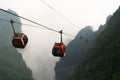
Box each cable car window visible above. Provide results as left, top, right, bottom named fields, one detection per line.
left=52, top=48, right=63, bottom=57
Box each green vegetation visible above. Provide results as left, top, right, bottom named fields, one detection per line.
left=0, top=9, right=33, bottom=80
left=69, top=7, right=120, bottom=80
left=0, top=46, right=33, bottom=80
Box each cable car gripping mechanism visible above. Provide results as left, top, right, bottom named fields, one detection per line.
left=59, top=30, right=63, bottom=43
left=10, top=19, right=16, bottom=35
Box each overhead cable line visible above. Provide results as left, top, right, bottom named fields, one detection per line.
left=0, top=8, right=58, bottom=33
left=40, top=0, right=80, bottom=29
left=0, top=8, right=75, bottom=37
left=0, top=18, right=44, bottom=29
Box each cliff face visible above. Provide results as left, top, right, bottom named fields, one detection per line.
left=54, top=26, right=94, bottom=80
left=54, top=9, right=113, bottom=80
left=54, top=25, right=108, bottom=80
left=69, top=7, right=120, bottom=80
left=0, top=9, right=33, bottom=80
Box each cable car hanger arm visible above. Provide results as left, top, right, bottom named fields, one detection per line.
left=10, top=19, right=16, bottom=35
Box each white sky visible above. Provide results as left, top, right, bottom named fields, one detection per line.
left=1, top=0, right=120, bottom=32
left=0, top=0, right=120, bottom=80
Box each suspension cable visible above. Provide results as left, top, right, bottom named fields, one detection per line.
left=0, top=8, right=75, bottom=37
left=40, top=0, right=80, bottom=29
left=0, top=8, right=59, bottom=33
left=0, top=18, right=44, bottom=29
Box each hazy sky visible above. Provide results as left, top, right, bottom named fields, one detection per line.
left=0, top=0, right=120, bottom=80
left=1, top=0, right=120, bottom=31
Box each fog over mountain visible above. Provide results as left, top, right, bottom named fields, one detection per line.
left=0, top=8, right=113, bottom=80
left=54, top=15, right=112, bottom=80
left=0, top=9, right=33, bottom=80
left=69, top=7, right=120, bottom=80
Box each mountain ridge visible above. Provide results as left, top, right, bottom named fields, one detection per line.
left=0, top=9, right=33, bottom=80
left=69, top=6, right=120, bottom=80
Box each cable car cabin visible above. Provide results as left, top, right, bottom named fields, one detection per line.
left=52, top=42, right=66, bottom=57
left=12, top=33, right=28, bottom=48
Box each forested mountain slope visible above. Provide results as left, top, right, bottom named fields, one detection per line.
left=0, top=9, right=33, bottom=80
left=69, top=7, right=120, bottom=80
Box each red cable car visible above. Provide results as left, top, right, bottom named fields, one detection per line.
left=12, top=33, right=28, bottom=48
left=10, top=19, right=28, bottom=48
left=52, top=30, right=66, bottom=57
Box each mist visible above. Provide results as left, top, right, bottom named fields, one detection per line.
left=18, top=27, right=72, bottom=80
left=0, top=9, right=62, bottom=80
left=0, top=8, right=74, bottom=80
left=0, top=8, right=113, bottom=80
left=0, top=9, right=33, bottom=80
left=54, top=15, right=112, bottom=80
left=0, top=0, right=118, bottom=79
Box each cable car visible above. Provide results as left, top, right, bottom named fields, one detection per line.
left=52, top=42, right=66, bottom=57
left=10, top=19, right=28, bottom=48
left=52, top=30, right=66, bottom=57
left=12, top=33, right=28, bottom=48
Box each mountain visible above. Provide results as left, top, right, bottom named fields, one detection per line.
left=54, top=9, right=113, bottom=80
left=0, top=9, right=33, bottom=80
left=69, top=7, right=120, bottom=80
left=54, top=15, right=112, bottom=80
left=54, top=26, right=94, bottom=80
